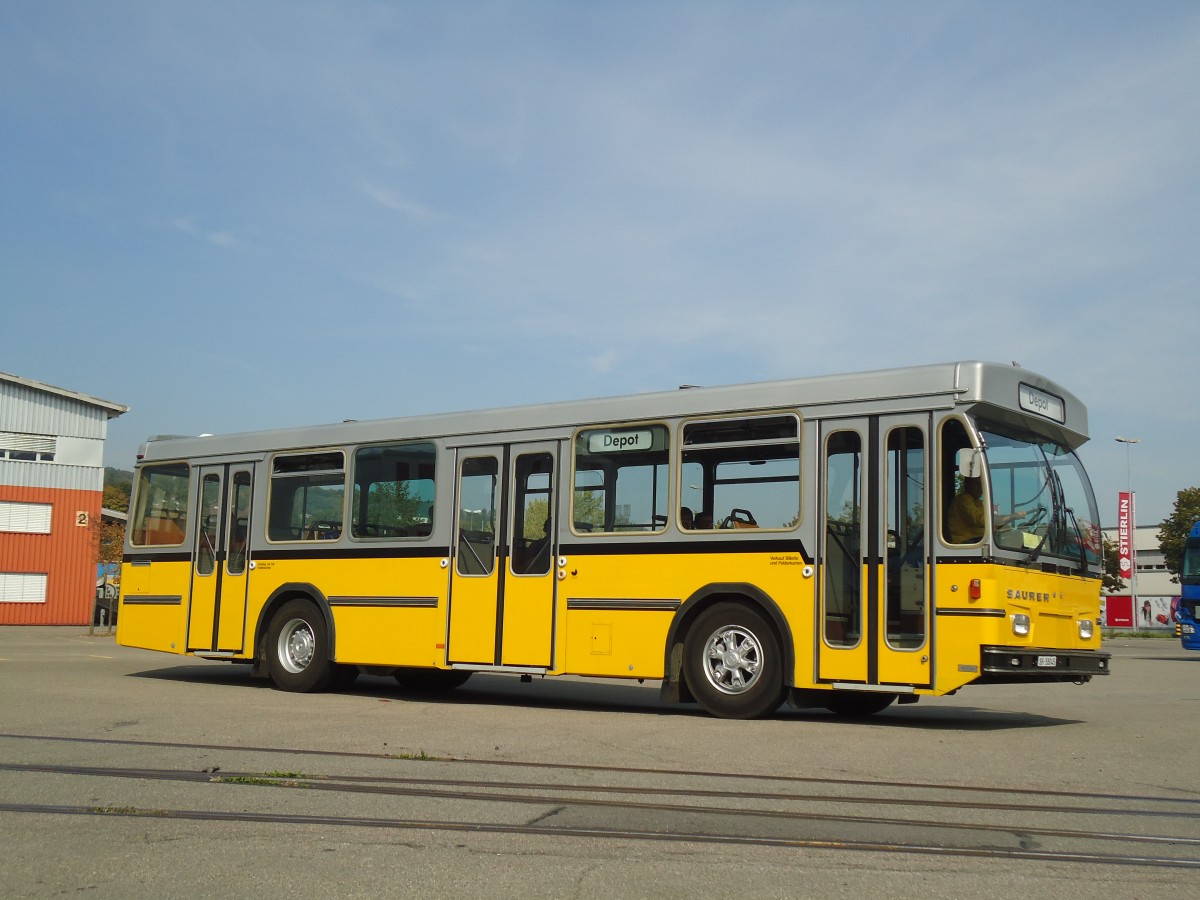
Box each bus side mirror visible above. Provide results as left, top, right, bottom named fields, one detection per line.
left=957, top=449, right=984, bottom=479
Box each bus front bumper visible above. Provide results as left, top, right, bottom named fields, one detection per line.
left=976, top=646, right=1111, bottom=684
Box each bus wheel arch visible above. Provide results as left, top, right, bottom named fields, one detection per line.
left=664, top=584, right=793, bottom=718
left=256, top=585, right=337, bottom=693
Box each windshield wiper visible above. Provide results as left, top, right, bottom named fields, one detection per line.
left=1026, top=454, right=1061, bottom=564
left=1062, top=502, right=1088, bottom=572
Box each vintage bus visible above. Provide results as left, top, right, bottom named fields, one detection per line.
left=116, top=361, right=1109, bottom=718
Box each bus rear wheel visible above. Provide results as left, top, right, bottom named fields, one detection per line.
left=266, top=599, right=334, bottom=693
left=684, top=603, right=785, bottom=719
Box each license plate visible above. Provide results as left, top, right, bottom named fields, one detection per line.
left=1036, top=655, right=1058, bottom=667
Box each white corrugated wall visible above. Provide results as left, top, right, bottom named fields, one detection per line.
left=0, top=379, right=111, bottom=441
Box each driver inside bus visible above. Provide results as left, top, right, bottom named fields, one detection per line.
left=947, top=476, right=1025, bottom=544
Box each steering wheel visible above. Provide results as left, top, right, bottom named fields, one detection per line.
left=1022, top=506, right=1048, bottom=527
left=307, top=521, right=341, bottom=539
left=720, top=508, right=758, bottom=529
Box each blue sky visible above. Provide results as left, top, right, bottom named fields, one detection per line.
left=2, top=1, right=1196, bottom=527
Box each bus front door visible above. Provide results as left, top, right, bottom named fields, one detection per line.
left=186, top=463, right=254, bottom=653
left=817, top=416, right=931, bottom=690
left=448, top=444, right=559, bottom=668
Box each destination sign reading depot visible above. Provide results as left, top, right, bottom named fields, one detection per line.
left=1018, top=383, right=1065, bottom=423
left=589, top=429, right=654, bottom=453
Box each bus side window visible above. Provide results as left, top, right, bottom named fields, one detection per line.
left=940, top=418, right=974, bottom=546
left=572, top=425, right=669, bottom=534
left=268, top=451, right=346, bottom=542
left=130, top=463, right=191, bottom=547
left=681, top=414, right=799, bottom=532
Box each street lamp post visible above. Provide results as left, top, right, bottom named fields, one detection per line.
left=1115, top=436, right=1139, bottom=493
left=1115, top=437, right=1140, bottom=624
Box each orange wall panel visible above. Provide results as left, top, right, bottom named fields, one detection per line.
left=0, top=485, right=101, bottom=625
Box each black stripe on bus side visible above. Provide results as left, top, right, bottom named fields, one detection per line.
left=122, top=595, right=183, bottom=606
left=124, top=552, right=191, bottom=564
left=935, top=607, right=1006, bottom=617
left=559, top=538, right=811, bottom=561
left=328, top=596, right=440, bottom=608
left=566, top=599, right=682, bottom=611
left=252, top=545, right=451, bottom=562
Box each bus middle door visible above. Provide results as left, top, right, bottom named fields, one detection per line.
left=447, top=444, right=558, bottom=668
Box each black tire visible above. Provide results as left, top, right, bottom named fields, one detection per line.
left=824, top=692, right=897, bottom=718
left=265, top=599, right=334, bottom=693
left=683, top=602, right=786, bottom=719
left=393, top=668, right=473, bottom=691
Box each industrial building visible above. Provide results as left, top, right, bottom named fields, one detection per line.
left=1100, top=523, right=1178, bottom=632
left=0, top=372, right=127, bottom=624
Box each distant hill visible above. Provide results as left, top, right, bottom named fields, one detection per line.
left=105, top=467, right=134, bottom=492
left=104, top=467, right=134, bottom=512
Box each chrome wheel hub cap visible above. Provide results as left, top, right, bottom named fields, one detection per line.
left=702, top=625, right=762, bottom=695
left=279, top=618, right=315, bottom=674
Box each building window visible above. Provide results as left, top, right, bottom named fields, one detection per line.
left=0, top=572, right=49, bottom=603
left=0, top=432, right=57, bottom=462
left=0, top=501, right=53, bottom=534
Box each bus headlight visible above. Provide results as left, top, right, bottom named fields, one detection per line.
left=1011, top=614, right=1031, bottom=637
left=1078, top=619, right=1094, bottom=640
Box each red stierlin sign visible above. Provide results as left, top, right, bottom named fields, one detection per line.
left=1117, top=491, right=1136, bottom=582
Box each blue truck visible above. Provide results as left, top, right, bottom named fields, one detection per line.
left=1178, top=521, right=1200, bottom=650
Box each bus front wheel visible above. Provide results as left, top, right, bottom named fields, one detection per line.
left=683, top=602, right=785, bottom=719
left=266, top=599, right=334, bottom=693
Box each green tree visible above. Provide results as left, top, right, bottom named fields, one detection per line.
left=522, top=497, right=550, bottom=540
left=572, top=490, right=605, bottom=530
left=1158, top=487, right=1200, bottom=581
left=1100, top=535, right=1125, bottom=593
left=357, top=481, right=422, bottom=532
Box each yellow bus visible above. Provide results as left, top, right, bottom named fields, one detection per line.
left=117, top=361, right=1108, bottom=718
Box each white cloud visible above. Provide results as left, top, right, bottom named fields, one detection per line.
left=362, top=183, right=442, bottom=221
left=169, top=216, right=242, bottom=249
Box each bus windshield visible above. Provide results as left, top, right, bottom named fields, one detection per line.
left=978, top=420, right=1101, bottom=571
left=1183, top=535, right=1200, bottom=582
